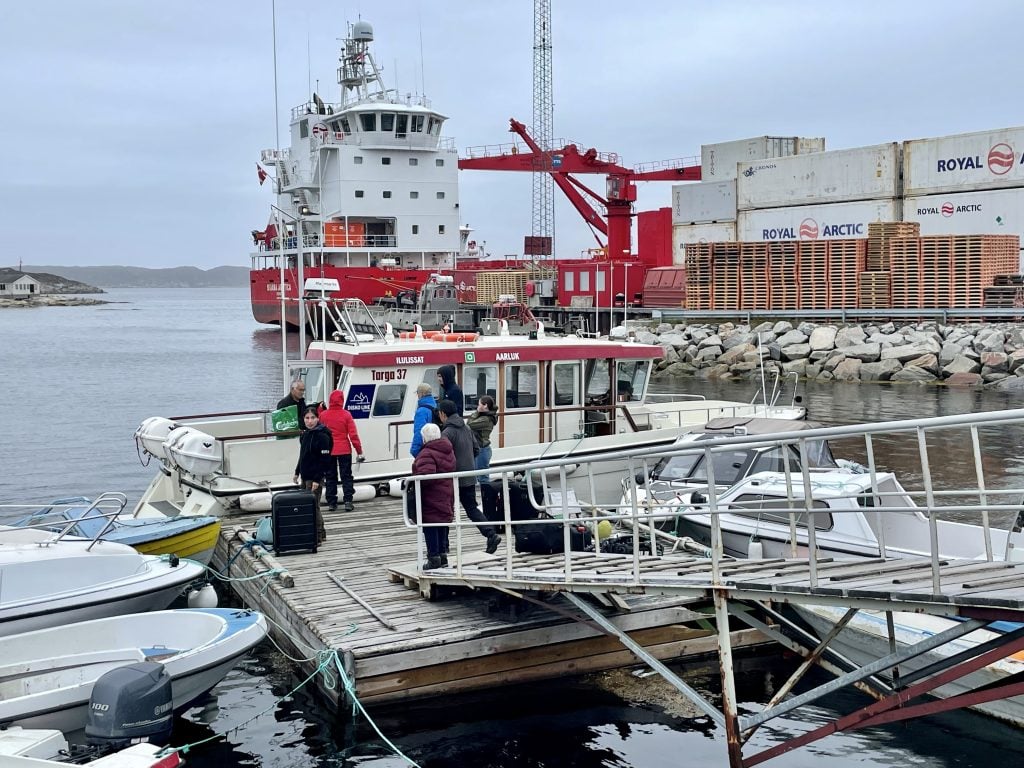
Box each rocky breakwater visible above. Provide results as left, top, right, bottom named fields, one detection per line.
left=622, top=320, right=1024, bottom=392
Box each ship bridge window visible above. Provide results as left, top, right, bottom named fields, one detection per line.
left=299, top=120, right=309, bottom=138
left=372, top=384, right=408, bottom=417
left=411, top=115, right=425, bottom=132
left=728, top=494, right=833, bottom=531
left=505, top=363, right=537, bottom=411
left=585, top=359, right=610, bottom=400
left=464, top=365, right=498, bottom=410
left=615, top=360, right=649, bottom=402
left=396, top=114, right=408, bottom=138
left=428, top=117, right=440, bottom=135
left=552, top=362, right=580, bottom=406
left=381, top=113, right=395, bottom=132
left=339, top=117, right=351, bottom=133
left=359, top=113, right=376, bottom=132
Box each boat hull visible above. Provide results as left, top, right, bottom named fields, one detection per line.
left=794, top=604, right=1024, bottom=727
left=0, top=609, right=268, bottom=733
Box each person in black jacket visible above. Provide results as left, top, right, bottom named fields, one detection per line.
left=439, top=399, right=501, bottom=554
left=436, top=365, right=464, bottom=413
left=293, top=407, right=334, bottom=542
left=278, top=380, right=309, bottom=430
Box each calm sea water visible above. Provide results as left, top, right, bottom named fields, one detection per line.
left=1, top=287, right=1022, bottom=766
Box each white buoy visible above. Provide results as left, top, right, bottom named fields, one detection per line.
left=387, top=478, right=405, bottom=498
left=240, top=492, right=273, bottom=512
left=352, top=484, right=376, bottom=502
left=747, top=537, right=764, bottom=560
left=187, top=583, right=219, bottom=608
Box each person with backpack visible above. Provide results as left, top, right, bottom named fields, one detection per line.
left=410, top=383, right=438, bottom=457
left=318, top=389, right=365, bottom=512
left=466, top=395, right=497, bottom=485
left=437, top=365, right=464, bottom=413
left=438, top=399, right=501, bottom=555
left=292, top=406, right=334, bottom=543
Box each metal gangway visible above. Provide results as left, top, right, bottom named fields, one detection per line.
left=403, top=407, right=1024, bottom=767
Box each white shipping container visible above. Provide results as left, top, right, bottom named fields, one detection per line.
left=904, top=188, right=1024, bottom=260
left=904, top=126, right=1024, bottom=196
left=672, top=222, right=737, bottom=263
left=701, top=135, right=825, bottom=181
left=672, top=180, right=736, bottom=224
left=737, top=143, right=900, bottom=210
left=737, top=199, right=899, bottom=242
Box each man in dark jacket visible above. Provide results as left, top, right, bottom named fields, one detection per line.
left=293, top=407, right=334, bottom=542
left=438, top=399, right=501, bottom=554
left=436, top=365, right=464, bottom=413
left=277, top=380, right=309, bottom=430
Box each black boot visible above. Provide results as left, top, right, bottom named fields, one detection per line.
left=438, top=553, right=449, bottom=567
left=423, top=555, right=443, bottom=570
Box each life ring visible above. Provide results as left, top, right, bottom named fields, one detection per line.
left=431, top=333, right=479, bottom=343
left=398, top=331, right=421, bottom=339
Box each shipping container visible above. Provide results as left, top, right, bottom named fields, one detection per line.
left=904, top=126, right=1024, bottom=196
left=737, top=143, right=900, bottom=210
left=671, top=180, right=736, bottom=224
left=637, top=207, right=673, bottom=267
left=700, top=135, right=825, bottom=181
left=672, top=223, right=737, bottom=264
left=737, top=200, right=899, bottom=242
left=904, top=188, right=1024, bottom=268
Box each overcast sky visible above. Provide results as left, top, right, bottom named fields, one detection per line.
left=1, top=1, right=1018, bottom=269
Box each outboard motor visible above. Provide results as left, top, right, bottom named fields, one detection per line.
left=85, top=662, right=174, bottom=751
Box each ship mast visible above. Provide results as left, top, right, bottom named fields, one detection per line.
left=337, top=21, right=388, bottom=104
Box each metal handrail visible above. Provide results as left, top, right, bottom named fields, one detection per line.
left=11, top=492, right=129, bottom=552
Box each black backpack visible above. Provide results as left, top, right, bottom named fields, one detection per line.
left=422, top=403, right=444, bottom=428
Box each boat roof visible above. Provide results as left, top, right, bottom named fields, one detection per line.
left=738, top=470, right=895, bottom=498
left=307, top=335, right=662, bottom=368
left=699, top=417, right=827, bottom=435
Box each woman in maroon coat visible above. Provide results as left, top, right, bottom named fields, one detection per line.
left=411, top=422, right=455, bottom=569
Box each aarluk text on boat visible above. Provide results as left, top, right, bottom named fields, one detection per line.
left=132, top=324, right=804, bottom=518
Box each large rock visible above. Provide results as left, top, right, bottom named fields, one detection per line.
left=804, top=364, right=821, bottom=379
left=983, top=372, right=1010, bottom=383
left=752, top=321, right=775, bottom=336
left=980, top=351, right=1009, bottom=374
left=907, top=353, right=939, bottom=375
left=690, top=328, right=711, bottom=343
left=823, top=354, right=846, bottom=372
left=840, top=342, right=882, bottom=362
left=990, top=377, right=1024, bottom=392
left=809, top=350, right=832, bottom=362
left=835, top=326, right=868, bottom=348
left=860, top=359, right=903, bottom=381
left=797, top=322, right=817, bottom=336
left=776, top=329, right=808, bottom=347
left=782, top=359, right=807, bottom=376
left=942, top=355, right=981, bottom=376
left=657, top=331, right=688, bottom=347
left=808, top=325, right=838, bottom=351
left=945, top=372, right=984, bottom=387
left=881, top=343, right=934, bottom=363
left=1009, top=348, right=1024, bottom=373
left=772, top=321, right=793, bottom=335
left=867, top=331, right=904, bottom=345
left=719, top=344, right=753, bottom=366
left=780, top=343, right=811, bottom=361
left=974, top=329, right=1006, bottom=353
left=697, top=333, right=723, bottom=349
left=635, top=330, right=659, bottom=345
left=939, top=341, right=965, bottom=366
left=661, top=361, right=697, bottom=377
left=659, top=344, right=682, bottom=365
left=891, top=365, right=937, bottom=383
left=722, top=331, right=756, bottom=350
left=654, top=323, right=674, bottom=335
left=729, top=361, right=759, bottom=374
left=695, top=346, right=723, bottom=362
left=701, top=364, right=731, bottom=379
left=833, top=358, right=862, bottom=381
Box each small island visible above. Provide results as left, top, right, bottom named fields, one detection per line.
left=0, top=268, right=108, bottom=308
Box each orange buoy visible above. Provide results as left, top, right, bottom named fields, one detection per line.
left=431, top=333, right=479, bottom=343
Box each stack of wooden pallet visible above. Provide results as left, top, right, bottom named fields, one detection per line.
left=866, top=222, right=920, bottom=271
left=951, top=235, right=1020, bottom=311
left=829, top=240, right=866, bottom=308
left=798, top=242, right=830, bottom=310
left=712, top=242, right=741, bottom=311
left=767, top=241, right=799, bottom=311
left=888, top=238, right=923, bottom=309
left=683, top=243, right=713, bottom=310
left=857, top=271, right=892, bottom=310
left=739, top=243, right=769, bottom=311
left=919, top=236, right=954, bottom=308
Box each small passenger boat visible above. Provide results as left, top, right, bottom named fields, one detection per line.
left=0, top=727, right=181, bottom=768
left=131, top=321, right=804, bottom=518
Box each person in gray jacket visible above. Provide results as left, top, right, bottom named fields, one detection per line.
left=438, top=399, right=501, bottom=554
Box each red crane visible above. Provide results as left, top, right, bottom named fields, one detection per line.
left=459, top=118, right=702, bottom=261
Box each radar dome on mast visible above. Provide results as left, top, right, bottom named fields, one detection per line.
left=352, top=20, right=373, bottom=41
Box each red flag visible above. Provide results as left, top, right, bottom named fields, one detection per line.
left=257, top=163, right=268, bottom=185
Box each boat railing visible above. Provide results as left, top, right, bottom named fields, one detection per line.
left=8, top=492, right=129, bottom=551
left=403, top=406, right=1024, bottom=596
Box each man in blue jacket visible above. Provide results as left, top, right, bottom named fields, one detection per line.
left=409, top=383, right=437, bottom=457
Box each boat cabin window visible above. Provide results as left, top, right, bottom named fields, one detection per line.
left=292, top=366, right=326, bottom=407
left=359, top=113, right=377, bottom=132
left=585, top=359, right=611, bottom=401
left=616, top=360, right=649, bottom=402
left=552, top=362, right=580, bottom=406
left=300, top=120, right=309, bottom=139
left=339, top=117, right=351, bottom=133
left=464, top=365, right=497, bottom=410
left=652, top=444, right=750, bottom=487
left=381, top=113, right=395, bottom=132
left=411, top=115, right=425, bottom=132
left=505, top=363, right=538, bottom=410
left=396, top=114, right=408, bottom=137
left=428, top=117, right=440, bottom=135
left=748, top=446, right=802, bottom=475
left=727, top=494, right=833, bottom=530
left=372, top=384, right=407, bottom=417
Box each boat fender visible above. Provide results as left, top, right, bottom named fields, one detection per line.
left=747, top=536, right=764, bottom=559
left=240, top=492, right=273, bottom=512
left=352, top=484, right=376, bottom=503
left=387, top=478, right=405, bottom=498
left=187, top=582, right=219, bottom=608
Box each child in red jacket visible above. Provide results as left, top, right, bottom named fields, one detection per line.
left=318, top=390, right=365, bottom=511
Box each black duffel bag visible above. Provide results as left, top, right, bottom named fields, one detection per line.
left=514, top=519, right=592, bottom=554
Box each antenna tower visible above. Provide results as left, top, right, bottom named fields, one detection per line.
left=532, top=0, right=554, bottom=257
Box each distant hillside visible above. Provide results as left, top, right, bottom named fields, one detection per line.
left=21, top=265, right=250, bottom=289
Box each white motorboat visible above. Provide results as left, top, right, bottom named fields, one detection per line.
left=0, top=727, right=181, bottom=768
left=132, top=325, right=804, bottom=517
left=0, top=608, right=268, bottom=733
left=0, top=526, right=205, bottom=637
left=666, top=470, right=1024, bottom=561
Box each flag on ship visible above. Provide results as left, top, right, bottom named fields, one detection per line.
left=257, top=163, right=268, bottom=185
left=312, top=92, right=326, bottom=114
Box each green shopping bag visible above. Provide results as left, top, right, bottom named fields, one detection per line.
left=270, top=404, right=299, bottom=436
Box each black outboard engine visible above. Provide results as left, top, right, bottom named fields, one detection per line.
left=85, top=662, right=174, bottom=751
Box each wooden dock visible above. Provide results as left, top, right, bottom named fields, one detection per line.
left=213, top=496, right=767, bottom=707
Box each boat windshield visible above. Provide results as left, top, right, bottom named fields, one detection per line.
left=652, top=443, right=806, bottom=486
